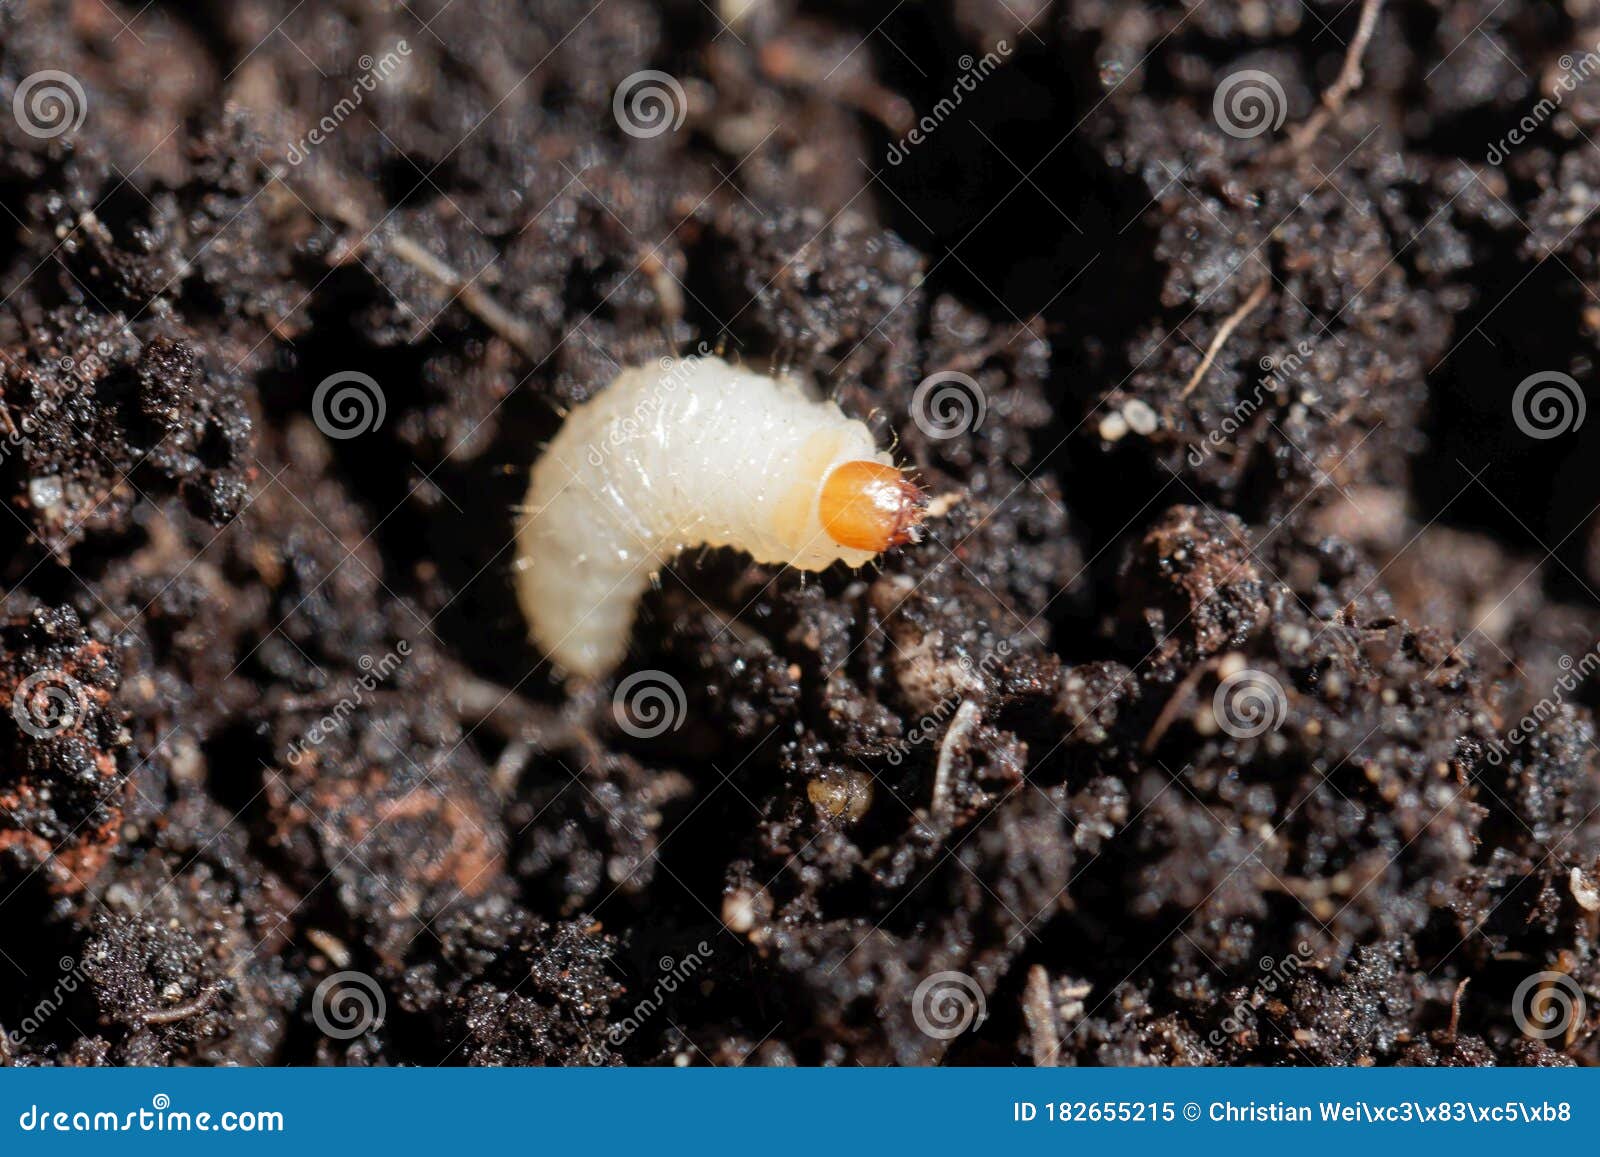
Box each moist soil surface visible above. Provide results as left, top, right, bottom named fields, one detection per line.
left=2, top=0, right=1600, bottom=1066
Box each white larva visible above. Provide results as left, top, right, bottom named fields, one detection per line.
left=516, top=354, right=924, bottom=678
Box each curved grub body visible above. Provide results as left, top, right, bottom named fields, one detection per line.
left=517, top=355, right=913, bottom=677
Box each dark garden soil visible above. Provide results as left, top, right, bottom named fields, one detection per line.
left=1, top=0, right=1599, bottom=1066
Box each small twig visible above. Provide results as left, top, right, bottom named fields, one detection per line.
left=1445, top=977, right=1469, bottom=1042
left=1022, top=965, right=1061, bottom=1067
left=1180, top=278, right=1270, bottom=400
left=264, top=686, right=405, bottom=715
left=932, top=699, right=982, bottom=813
left=141, top=987, right=217, bottom=1026
left=383, top=232, right=543, bottom=361
left=1287, top=0, right=1385, bottom=154
left=307, top=189, right=543, bottom=361
left=1142, top=656, right=1223, bottom=754
left=758, top=40, right=913, bottom=133
left=492, top=737, right=536, bottom=795
left=446, top=663, right=571, bottom=750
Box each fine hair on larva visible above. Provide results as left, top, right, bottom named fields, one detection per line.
left=516, top=354, right=924, bottom=678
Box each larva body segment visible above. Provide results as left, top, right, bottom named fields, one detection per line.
left=517, top=355, right=918, bottom=678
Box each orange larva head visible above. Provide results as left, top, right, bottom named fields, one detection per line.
left=819, top=460, right=926, bottom=553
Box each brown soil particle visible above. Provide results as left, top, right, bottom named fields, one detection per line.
left=2, top=0, right=1600, bottom=1068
